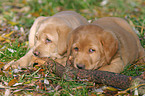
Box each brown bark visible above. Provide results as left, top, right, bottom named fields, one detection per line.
left=34, top=57, right=145, bottom=94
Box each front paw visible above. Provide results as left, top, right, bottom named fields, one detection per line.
left=3, top=60, right=28, bottom=70
left=3, top=60, right=17, bottom=70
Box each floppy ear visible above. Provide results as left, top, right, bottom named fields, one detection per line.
left=29, top=16, right=47, bottom=48
left=100, top=30, right=118, bottom=64
left=66, top=33, right=74, bottom=60
left=57, top=26, right=72, bottom=55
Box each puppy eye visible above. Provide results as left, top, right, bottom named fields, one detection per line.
left=89, top=49, right=95, bottom=53
left=46, top=38, right=52, bottom=43
left=74, top=47, right=79, bottom=51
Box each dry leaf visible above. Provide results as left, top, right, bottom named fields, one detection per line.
left=0, top=62, right=5, bottom=69
left=0, top=31, right=14, bottom=41
left=8, top=79, right=18, bottom=86
left=31, top=56, right=46, bottom=66
left=8, top=21, right=18, bottom=26
left=104, top=86, right=118, bottom=91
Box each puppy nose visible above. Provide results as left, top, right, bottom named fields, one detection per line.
left=76, top=64, right=85, bottom=69
left=33, top=51, right=40, bottom=56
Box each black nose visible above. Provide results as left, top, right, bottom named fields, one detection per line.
left=76, top=64, right=85, bottom=69
left=33, top=51, right=40, bottom=56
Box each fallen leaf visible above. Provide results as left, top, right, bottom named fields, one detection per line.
left=31, top=12, right=40, bottom=17
left=0, top=85, right=9, bottom=88
left=8, top=21, right=18, bottom=26
left=7, top=48, right=17, bottom=53
left=104, top=86, right=118, bottom=91
left=0, top=31, right=15, bottom=42
left=13, top=83, right=23, bottom=86
left=4, top=31, right=14, bottom=37
left=8, top=79, right=18, bottom=86
left=0, top=36, right=5, bottom=41
left=31, top=56, right=46, bottom=66
left=44, top=79, right=49, bottom=85
left=4, top=88, right=11, bottom=96
left=0, top=62, right=5, bottom=69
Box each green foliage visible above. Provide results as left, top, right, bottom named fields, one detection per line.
left=0, top=40, right=28, bottom=62
left=122, top=64, right=145, bottom=76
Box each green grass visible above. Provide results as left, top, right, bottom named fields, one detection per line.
left=0, top=40, right=28, bottom=62
left=0, top=0, right=145, bottom=95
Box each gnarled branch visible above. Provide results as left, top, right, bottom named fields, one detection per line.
left=33, top=57, right=145, bottom=94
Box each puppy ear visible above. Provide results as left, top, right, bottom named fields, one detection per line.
left=66, top=33, right=74, bottom=60
left=100, top=30, right=118, bottom=64
left=57, top=26, right=72, bottom=55
left=29, top=16, right=47, bottom=48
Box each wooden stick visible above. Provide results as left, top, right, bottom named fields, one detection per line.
left=34, top=57, right=145, bottom=94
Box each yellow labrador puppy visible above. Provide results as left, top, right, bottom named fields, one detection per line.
left=4, top=11, right=88, bottom=69
left=67, top=17, right=145, bottom=73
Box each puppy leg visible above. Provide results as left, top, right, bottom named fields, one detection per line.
left=55, top=57, right=67, bottom=66
left=4, top=48, right=34, bottom=69
left=98, top=58, right=124, bottom=73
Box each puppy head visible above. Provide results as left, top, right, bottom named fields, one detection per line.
left=67, top=24, right=118, bottom=70
left=33, top=18, right=72, bottom=59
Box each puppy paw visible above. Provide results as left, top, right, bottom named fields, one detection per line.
left=3, top=60, right=15, bottom=70
left=3, top=60, right=28, bottom=70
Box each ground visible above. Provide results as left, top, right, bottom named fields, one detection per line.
left=0, top=0, right=145, bottom=95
